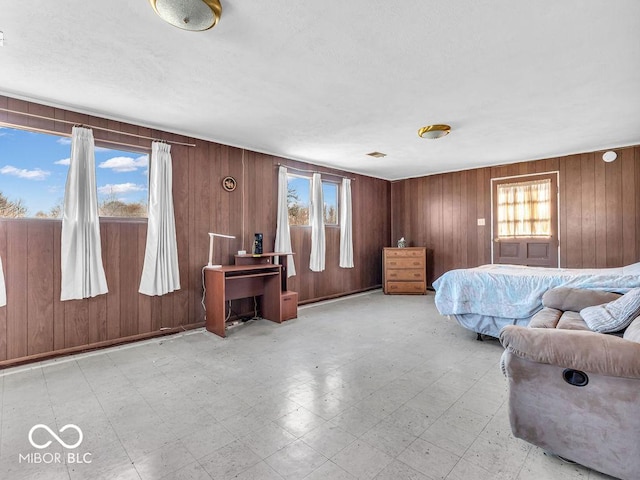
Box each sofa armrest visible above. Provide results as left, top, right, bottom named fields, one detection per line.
left=500, top=325, right=640, bottom=379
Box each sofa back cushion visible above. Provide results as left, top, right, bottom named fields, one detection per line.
left=542, top=287, right=621, bottom=312
left=581, top=288, right=640, bottom=333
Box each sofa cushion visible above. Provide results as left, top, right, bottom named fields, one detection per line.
left=542, top=287, right=621, bottom=312
left=624, top=317, right=640, bottom=343
left=557, top=311, right=591, bottom=331
left=528, top=307, right=562, bottom=328
left=580, top=287, right=640, bottom=333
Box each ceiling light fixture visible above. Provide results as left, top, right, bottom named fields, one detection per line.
left=149, top=0, right=222, bottom=31
left=418, top=124, right=451, bottom=139
left=366, top=152, right=387, bottom=158
left=602, top=151, right=617, bottom=163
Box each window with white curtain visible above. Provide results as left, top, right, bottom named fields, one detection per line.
left=0, top=126, right=148, bottom=219
left=497, top=178, right=551, bottom=237
left=286, top=173, right=339, bottom=226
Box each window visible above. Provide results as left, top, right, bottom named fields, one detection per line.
left=0, top=126, right=148, bottom=218
left=322, top=181, right=338, bottom=225
left=496, top=178, right=551, bottom=237
left=286, top=173, right=339, bottom=226
left=287, top=175, right=310, bottom=225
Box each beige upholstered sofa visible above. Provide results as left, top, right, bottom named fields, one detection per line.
left=500, top=287, right=640, bottom=480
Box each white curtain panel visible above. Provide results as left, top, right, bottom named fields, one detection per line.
left=0, top=256, right=6, bottom=307
left=60, top=126, right=108, bottom=301
left=339, top=178, right=354, bottom=268
left=274, top=166, right=296, bottom=277
left=139, top=142, right=181, bottom=296
left=309, top=172, right=326, bottom=272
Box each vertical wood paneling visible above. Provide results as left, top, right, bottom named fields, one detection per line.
left=391, top=147, right=640, bottom=282
left=580, top=154, right=596, bottom=266
left=7, top=221, right=28, bottom=359
left=52, top=222, right=65, bottom=350
left=594, top=155, right=607, bottom=268
left=621, top=149, right=636, bottom=265
left=137, top=224, right=152, bottom=333
left=104, top=223, right=121, bottom=340
left=27, top=221, right=55, bottom=355
left=564, top=156, right=582, bottom=267
left=605, top=158, right=623, bottom=267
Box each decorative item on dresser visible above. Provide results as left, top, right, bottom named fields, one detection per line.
left=383, top=247, right=427, bottom=294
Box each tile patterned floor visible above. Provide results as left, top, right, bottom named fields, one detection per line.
left=0, top=291, right=618, bottom=479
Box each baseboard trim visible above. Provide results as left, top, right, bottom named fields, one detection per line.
left=0, top=322, right=205, bottom=369
left=298, top=285, right=382, bottom=306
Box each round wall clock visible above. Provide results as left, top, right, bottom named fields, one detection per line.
left=222, top=176, right=237, bottom=192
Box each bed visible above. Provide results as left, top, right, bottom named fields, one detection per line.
left=433, top=263, right=640, bottom=338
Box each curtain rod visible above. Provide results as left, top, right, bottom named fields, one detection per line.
left=0, top=107, right=196, bottom=147
left=0, top=121, right=152, bottom=151
left=277, top=163, right=355, bottom=181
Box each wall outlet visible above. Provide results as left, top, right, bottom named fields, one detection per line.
left=477, top=218, right=485, bottom=226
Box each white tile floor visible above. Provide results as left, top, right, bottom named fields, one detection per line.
left=0, top=291, right=618, bottom=479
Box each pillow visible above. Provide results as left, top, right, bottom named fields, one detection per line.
left=580, top=288, right=640, bottom=333
left=623, top=317, right=640, bottom=343
left=622, top=261, right=640, bottom=275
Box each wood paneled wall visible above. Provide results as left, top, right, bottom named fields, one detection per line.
left=0, top=96, right=390, bottom=366
left=391, top=146, right=640, bottom=285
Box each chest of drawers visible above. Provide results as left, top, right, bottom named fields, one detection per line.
left=383, top=247, right=427, bottom=294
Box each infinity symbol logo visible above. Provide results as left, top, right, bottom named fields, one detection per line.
left=28, top=424, right=83, bottom=450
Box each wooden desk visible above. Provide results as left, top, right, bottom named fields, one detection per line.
left=204, top=264, right=282, bottom=337
left=234, top=252, right=294, bottom=291
left=235, top=252, right=298, bottom=321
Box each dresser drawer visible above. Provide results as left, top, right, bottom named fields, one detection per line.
left=384, top=248, right=425, bottom=258
left=386, top=281, right=426, bottom=294
left=385, top=269, right=425, bottom=281
left=385, top=257, right=425, bottom=269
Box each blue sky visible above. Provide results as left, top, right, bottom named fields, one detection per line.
left=0, top=126, right=148, bottom=216
left=287, top=175, right=338, bottom=209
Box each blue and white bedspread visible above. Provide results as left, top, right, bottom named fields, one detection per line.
left=433, top=264, right=640, bottom=320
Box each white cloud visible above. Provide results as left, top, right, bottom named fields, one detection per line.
left=98, top=183, right=146, bottom=195
left=98, top=155, right=148, bottom=172
left=0, top=165, right=50, bottom=180
left=54, top=158, right=70, bottom=166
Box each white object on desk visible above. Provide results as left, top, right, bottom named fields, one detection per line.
left=208, top=232, right=235, bottom=268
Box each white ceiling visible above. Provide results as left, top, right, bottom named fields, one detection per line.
left=1, top=1, right=639, bottom=180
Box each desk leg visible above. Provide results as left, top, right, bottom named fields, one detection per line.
left=205, top=269, right=226, bottom=337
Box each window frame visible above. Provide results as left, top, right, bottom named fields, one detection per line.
left=285, top=172, right=341, bottom=227
left=321, top=179, right=340, bottom=227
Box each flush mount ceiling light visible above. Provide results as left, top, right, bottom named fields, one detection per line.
left=149, top=0, right=222, bottom=31
left=418, top=124, right=451, bottom=139
left=602, top=151, right=617, bottom=163
left=366, top=151, right=387, bottom=158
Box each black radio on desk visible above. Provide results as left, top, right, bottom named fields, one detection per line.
left=253, top=233, right=263, bottom=254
